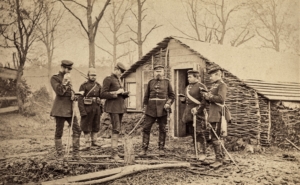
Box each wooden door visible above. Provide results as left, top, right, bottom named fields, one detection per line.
left=174, top=68, right=191, bottom=137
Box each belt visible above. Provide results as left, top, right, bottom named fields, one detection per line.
left=149, top=98, right=166, bottom=101
left=85, top=97, right=98, bottom=100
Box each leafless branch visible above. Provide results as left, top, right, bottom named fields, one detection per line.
left=95, top=43, right=112, bottom=56
left=59, top=0, right=88, bottom=34
left=130, top=9, right=138, bottom=20
left=127, top=25, right=137, bottom=34
left=142, top=24, right=162, bottom=42
left=130, top=37, right=138, bottom=44
left=68, top=0, right=87, bottom=9
left=99, top=31, right=113, bottom=45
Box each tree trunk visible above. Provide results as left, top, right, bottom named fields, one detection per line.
left=89, top=38, right=95, bottom=68
left=137, top=0, right=142, bottom=59
left=16, top=65, right=24, bottom=113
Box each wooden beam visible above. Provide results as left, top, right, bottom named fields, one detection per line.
left=0, top=96, right=17, bottom=101
left=0, top=106, right=18, bottom=114
left=0, top=68, right=18, bottom=80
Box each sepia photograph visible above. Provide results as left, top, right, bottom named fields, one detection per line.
left=0, top=0, right=299, bottom=184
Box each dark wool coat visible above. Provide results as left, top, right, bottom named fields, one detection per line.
left=50, top=72, right=73, bottom=117
left=182, top=82, right=207, bottom=124
left=100, top=74, right=128, bottom=114
left=143, top=79, right=175, bottom=118
left=207, top=80, right=231, bottom=123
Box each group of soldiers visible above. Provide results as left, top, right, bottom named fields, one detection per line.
left=50, top=60, right=231, bottom=167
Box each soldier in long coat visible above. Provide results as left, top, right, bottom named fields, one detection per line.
left=78, top=68, right=102, bottom=150
left=100, top=62, right=129, bottom=160
left=180, top=70, right=208, bottom=161
left=50, top=60, right=82, bottom=161
left=203, top=66, right=231, bottom=167
left=139, top=65, right=175, bottom=156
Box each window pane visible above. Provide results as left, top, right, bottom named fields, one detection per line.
left=128, top=83, right=136, bottom=95
left=128, top=95, right=136, bottom=108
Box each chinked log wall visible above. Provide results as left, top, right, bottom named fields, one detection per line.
left=204, top=63, right=269, bottom=146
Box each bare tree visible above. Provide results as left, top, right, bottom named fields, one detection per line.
left=59, top=0, right=111, bottom=67
left=36, top=0, right=63, bottom=97
left=128, top=0, right=162, bottom=59
left=249, top=0, right=295, bottom=52
left=0, top=0, right=44, bottom=112
left=96, top=0, right=133, bottom=69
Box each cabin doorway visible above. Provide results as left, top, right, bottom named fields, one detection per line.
left=174, top=68, right=192, bottom=137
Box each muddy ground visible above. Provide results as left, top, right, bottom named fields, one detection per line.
left=0, top=113, right=299, bottom=185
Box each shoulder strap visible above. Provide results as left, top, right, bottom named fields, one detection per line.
left=186, top=87, right=201, bottom=105
left=86, top=84, right=97, bottom=97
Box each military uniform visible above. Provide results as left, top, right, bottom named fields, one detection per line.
left=50, top=60, right=81, bottom=160
left=205, top=66, right=231, bottom=166
left=141, top=66, right=175, bottom=155
left=78, top=79, right=102, bottom=149
left=100, top=62, right=128, bottom=160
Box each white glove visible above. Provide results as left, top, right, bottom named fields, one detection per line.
left=191, top=107, right=197, bottom=115
left=164, top=103, right=170, bottom=110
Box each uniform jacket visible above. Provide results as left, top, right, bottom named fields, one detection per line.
left=182, top=82, right=207, bottom=124
left=100, top=74, right=128, bottom=114
left=143, top=79, right=175, bottom=117
left=78, top=80, right=102, bottom=116
left=207, top=79, right=231, bottom=122
left=50, top=72, right=73, bottom=117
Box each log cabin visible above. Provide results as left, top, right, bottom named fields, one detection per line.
left=121, top=36, right=300, bottom=147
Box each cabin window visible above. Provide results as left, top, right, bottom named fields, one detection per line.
left=127, top=82, right=136, bottom=109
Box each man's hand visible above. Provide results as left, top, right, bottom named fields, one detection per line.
left=203, top=92, right=210, bottom=100
left=116, top=88, right=125, bottom=94
left=191, top=107, right=197, bottom=115
left=63, top=73, right=71, bottom=85
left=164, top=103, right=170, bottom=110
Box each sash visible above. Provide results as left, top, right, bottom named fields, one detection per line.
left=86, top=84, right=97, bottom=97
left=186, top=87, right=200, bottom=105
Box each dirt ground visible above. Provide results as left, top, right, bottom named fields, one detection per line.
left=0, top=113, right=300, bottom=185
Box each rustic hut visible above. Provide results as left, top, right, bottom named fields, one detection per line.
left=121, top=37, right=300, bottom=147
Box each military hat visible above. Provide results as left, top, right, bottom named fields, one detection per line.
left=115, top=62, right=126, bottom=73
left=208, top=66, right=222, bottom=74
left=88, top=68, right=97, bottom=75
left=61, top=60, right=73, bottom=69
left=153, top=64, right=164, bottom=70
left=187, top=70, right=199, bottom=75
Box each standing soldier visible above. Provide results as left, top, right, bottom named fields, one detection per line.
left=78, top=68, right=103, bottom=151
left=50, top=60, right=82, bottom=161
left=203, top=66, right=231, bottom=167
left=100, top=62, right=129, bottom=160
left=180, top=70, right=208, bottom=161
left=139, top=65, right=175, bottom=156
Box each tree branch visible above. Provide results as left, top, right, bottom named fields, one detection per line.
left=130, top=37, right=138, bottom=44
left=58, top=0, right=88, bottom=35
left=95, top=43, right=112, bottom=56
left=142, top=24, right=162, bottom=43
left=93, top=0, right=111, bottom=38
left=127, top=25, right=137, bottom=35
left=68, top=0, right=87, bottom=9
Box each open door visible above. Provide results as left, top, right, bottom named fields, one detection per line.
left=174, top=68, right=191, bottom=137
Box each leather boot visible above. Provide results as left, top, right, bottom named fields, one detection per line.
left=210, top=140, right=222, bottom=168
left=54, top=139, right=64, bottom=161
left=72, top=137, right=85, bottom=161
left=81, top=133, right=91, bottom=151
left=220, top=139, right=230, bottom=164
left=138, top=143, right=148, bottom=156
left=91, top=132, right=101, bottom=147
left=138, top=132, right=150, bottom=156
left=158, top=142, right=165, bottom=156
left=158, top=131, right=166, bottom=156
left=111, top=134, right=121, bottom=161
left=197, top=142, right=206, bottom=161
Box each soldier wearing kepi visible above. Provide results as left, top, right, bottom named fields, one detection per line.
left=203, top=66, right=231, bottom=167
left=180, top=70, right=208, bottom=161
left=78, top=68, right=103, bottom=150
left=100, top=62, right=129, bottom=160
left=139, top=65, right=175, bottom=156
left=50, top=60, right=82, bottom=161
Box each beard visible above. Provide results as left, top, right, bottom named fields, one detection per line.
left=156, top=74, right=162, bottom=80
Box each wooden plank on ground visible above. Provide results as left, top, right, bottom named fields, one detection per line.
left=0, top=106, right=18, bottom=114
left=42, top=167, right=123, bottom=185
left=0, top=67, right=17, bottom=79
left=0, top=151, right=49, bottom=160
left=0, top=96, right=17, bottom=101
